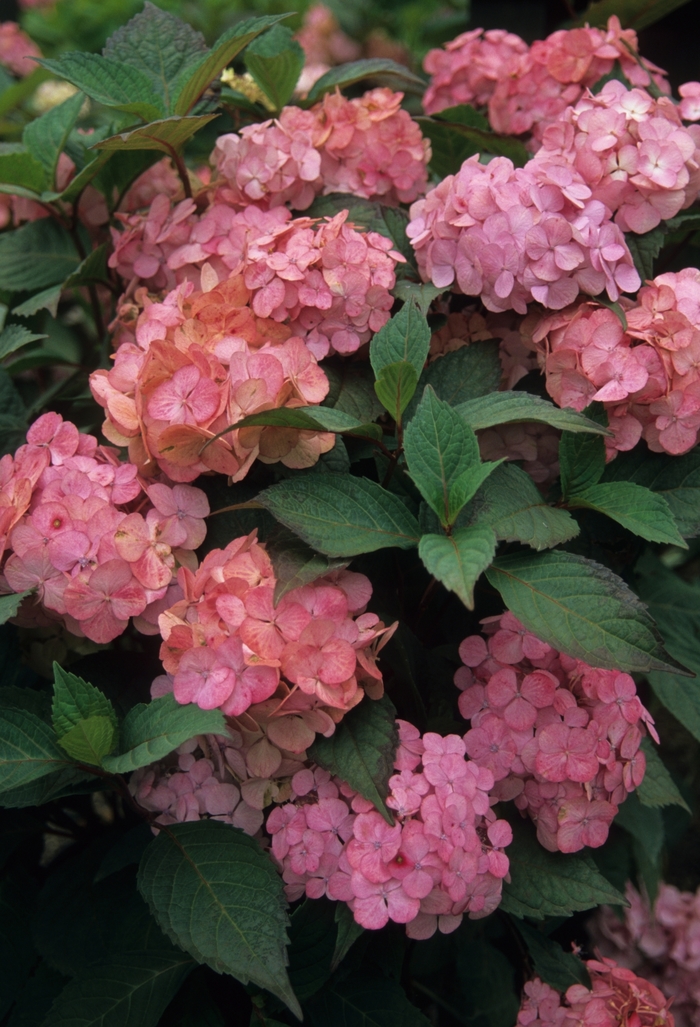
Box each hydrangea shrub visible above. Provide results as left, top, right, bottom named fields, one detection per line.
left=0, top=1, right=698, bottom=1025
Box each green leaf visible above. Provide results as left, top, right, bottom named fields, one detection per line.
left=374, top=360, right=418, bottom=422
left=93, top=114, right=218, bottom=154
left=456, top=939, right=520, bottom=1027
left=412, top=342, right=502, bottom=411
left=465, top=463, right=579, bottom=551
left=218, top=404, right=382, bottom=442
left=0, top=325, right=47, bottom=361
left=42, top=949, right=194, bottom=1027
left=332, top=904, right=364, bottom=973
left=391, top=281, right=446, bottom=313
left=322, top=362, right=385, bottom=424
left=52, top=663, right=118, bottom=738
left=37, top=53, right=165, bottom=121
left=245, top=25, right=305, bottom=111
left=57, top=717, right=118, bottom=766
left=172, top=15, right=291, bottom=116
left=102, top=2, right=207, bottom=113
left=0, top=591, right=32, bottom=625
left=637, top=738, right=689, bottom=812
left=309, top=695, right=399, bottom=825
left=0, top=708, right=72, bottom=792
left=615, top=792, right=664, bottom=902
left=624, top=225, right=667, bottom=280
left=287, top=897, right=336, bottom=1002
left=5, top=961, right=66, bottom=1027
left=0, top=765, right=95, bottom=809
left=404, top=386, right=501, bottom=526
left=305, top=59, right=426, bottom=103
left=137, top=820, right=299, bottom=1018
left=369, top=299, right=430, bottom=380
left=13, top=244, right=109, bottom=319
left=40, top=150, right=112, bottom=205
left=559, top=431, right=605, bottom=498
left=501, top=817, right=625, bottom=919
left=23, top=90, right=85, bottom=185
left=515, top=921, right=590, bottom=992
left=0, top=219, right=81, bottom=293
left=267, top=532, right=347, bottom=605
left=258, top=474, right=421, bottom=557
left=306, top=973, right=431, bottom=1027
left=0, top=870, right=37, bottom=1020
left=486, top=550, right=688, bottom=674
left=0, top=146, right=46, bottom=194
left=569, top=481, right=687, bottom=547
left=418, top=526, right=496, bottom=609
left=572, top=0, right=691, bottom=31
left=102, top=694, right=225, bottom=774
left=418, top=115, right=528, bottom=172
left=601, top=447, right=700, bottom=539
left=455, top=391, right=609, bottom=434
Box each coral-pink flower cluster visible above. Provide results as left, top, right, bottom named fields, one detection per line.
left=212, top=87, right=430, bottom=211
left=0, top=21, right=42, bottom=77
left=267, top=720, right=512, bottom=938
left=407, top=154, right=640, bottom=314
left=517, top=960, right=674, bottom=1027
left=0, top=413, right=208, bottom=644
left=455, top=612, right=657, bottom=853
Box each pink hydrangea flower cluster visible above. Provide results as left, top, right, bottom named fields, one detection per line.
left=295, top=4, right=361, bottom=68
left=267, top=720, right=512, bottom=939
left=517, top=960, right=674, bottom=1027
left=592, top=881, right=700, bottom=1027
left=212, top=88, right=430, bottom=210
left=90, top=267, right=334, bottom=483
left=455, top=611, right=657, bottom=853
left=423, top=18, right=669, bottom=147
left=478, top=422, right=561, bottom=488
left=0, top=22, right=42, bottom=77
left=530, top=268, right=700, bottom=457
left=407, top=154, right=641, bottom=314
left=0, top=413, right=209, bottom=644
left=154, top=531, right=395, bottom=740
left=535, top=80, right=700, bottom=235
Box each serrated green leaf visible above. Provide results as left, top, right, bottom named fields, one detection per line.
left=213, top=404, right=381, bottom=442
left=23, top=90, right=85, bottom=185
left=456, top=939, right=519, bottom=1027
left=455, top=391, right=609, bottom=434
left=102, top=2, right=207, bottom=113
left=569, top=481, right=687, bottom=547
left=0, top=146, right=46, bottom=194
left=52, top=663, right=117, bottom=738
left=486, top=550, right=688, bottom=674
left=404, top=386, right=501, bottom=526
left=418, top=115, right=528, bottom=173
left=14, top=244, right=109, bottom=319
left=306, top=973, right=431, bottom=1026
left=0, top=708, right=72, bottom=792
left=374, top=360, right=418, bottom=422
left=0, top=591, right=32, bottom=625
left=267, top=532, right=347, bottom=605
left=287, top=898, right=336, bottom=1002
left=501, top=817, right=625, bottom=918
left=305, top=58, right=425, bottom=103
left=322, top=362, right=385, bottom=424
left=391, top=282, right=446, bottom=313
left=410, top=343, right=502, bottom=418
left=560, top=431, right=606, bottom=498
left=42, top=949, right=194, bottom=1027
left=0, top=325, right=47, bottom=360
left=515, top=921, right=590, bottom=991
left=332, top=904, right=364, bottom=973
left=38, top=53, right=165, bottom=121
left=137, top=821, right=300, bottom=1018
left=172, top=15, right=291, bottom=116
left=102, top=694, right=225, bottom=774
left=625, top=225, right=667, bottom=279
left=464, top=463, right=579, bottom=551
left=258, top=474, right=421, bottom=557
left=572, top=0, right=691, bottom=31
left=245, top=25, right=305, bottom=111
left=615, top=791, right=664, bottom=902
left=369, top=299, right=430, bottom=380
left=40, top=149, right=112, bottom=205
left=0, top=765, right=95, bottom=809
left=57, top=716, right=117, bottom=766
left=0, top=219, right=81, bottom=293
left=93, top=114, right=218, bottom=154
left=418, top=526, right=496, bottom=609
left=601, top=446, right=700, bottom=539
left=637, top=738, right=690, bottom=812
left=309, top=695, right=398, bottom=824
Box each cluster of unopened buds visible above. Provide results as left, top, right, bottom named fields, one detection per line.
left=591, top=881, right=700, bottom=1027
left=517, top=959, right=674, bottom=1027
left=422, top=17, right=670, bottom=148
left=267, top=720, right=512, bottom=938
left=0, top=413, right=208, bottom=643
left=529, top=268, right=700, bottom=457
left=455, top=612, right=657, bottom=853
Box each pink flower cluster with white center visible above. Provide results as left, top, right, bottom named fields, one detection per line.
left=407, top=154, right=640, bottom=314
left=517, top=960, right=674, bottom=1027
left=212, top=88, right=430, bottom=211
left=267, top=720, right=512, bottom=939
left=455, top=612, right=657, bottom=853
left=591, top=881, right=700, bottom=1027
left=422, top=18, right=669, bottom=148
left=530, top=269, right=700, bottom=457
left=155, top=531, right=395, bottom=739
left=130, top=731, right=265, bottom=837
left=535, top=80, right=700, bottom=235
left=0, top=21, right=42, bottom=77
left=0, top=413, right=209, bottom=644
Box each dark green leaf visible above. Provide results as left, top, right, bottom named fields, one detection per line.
left=559, top=431, right=605, bottom=498
left=332, top=904, right=364, bottom=973
left=37, top=54, right=165, bottom=121
left=569, top=482, right=687, bottom=547
left=6, top=962, right=66, bottom=1027
left=418, top=526, right=496, bottom=609
left=572, top=0, right=691, bottom=31
left=137, top=821, right=300, bottom=1018
left=306, top=972, right=431, bottom=1026
left=258, top=474, right=421, bottom=557
left=455, top=392, right=608, bottom=434
left=93, top=114, right=219, bottom=154
left=245, top=25, right=305, bottom=111
left=0, top=765, right=96, bottom=809
left=456, top=939, right=520, bottom=1027
left=287, top=897, right=336, bottom=1001
left=0, top=146, right=46, bottom=194
left=415, top=118, right=479, bottom=178
left=0, top=870, right=37, bottom=1019
left=267, top=532, right=347, bottom=605
left=309, top=695, right=399, bottom=824
left=615, top=791, right=664, bottom=902
left=14, top=244, right=110, bottom=319
left=95, top=825, right=153, bottom=883
left=374, top=360, right=418, bottom=422
left=219, top=404, right=382, bottom=442
left=515, top=921, right=590, bottom=992
left=624, top=226, right=667, bottom=280
left=0, top=591, right=32, bottom=625
left=392, top=282, right=446, bottom=313
left=486, top=550, right=688, bottom=674
left=501, top=817, right=625, bottom=918
left=411, top=343, right=502, bottom=418
left=103, top=694, right=225, bottom=773
left=369, top=299, right=430, bottom=379
left=0, top=219, right=80, bottom=292
left=52, top=663, right=117, bottom=738
left=601, top=446, right=700, bottom=539
left=0, top=708, right=72, bottom=792
left=637, top=737, right=690, bottom=812
left=322, top=362, right=385, bottom=424
left=305, top=59, right=426, bottom=103
left=0, top=326, right=47, bottom=361
left=23, top=90, right=85, bottom=184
